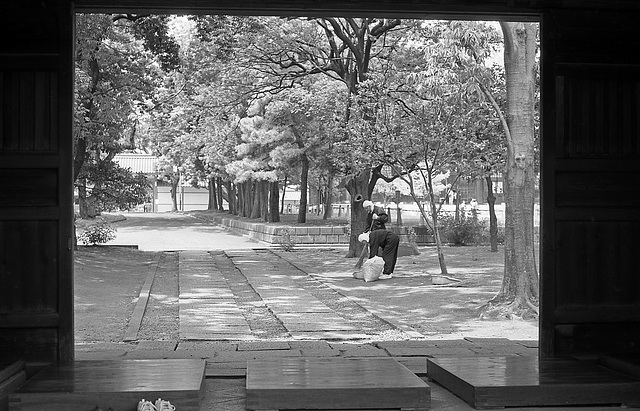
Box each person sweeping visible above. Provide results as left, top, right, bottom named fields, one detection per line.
left=360, top=200, right=400, bottom=279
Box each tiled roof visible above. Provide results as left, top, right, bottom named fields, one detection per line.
left=113, top=154, right=158, bottom=174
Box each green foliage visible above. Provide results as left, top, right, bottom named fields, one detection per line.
left=131, top=15, right=181, bottom=71
left=78, top=221, right=117, bottom=246
left=276, top=227, right=297, bottom=252
left=76, top=161, right=151, bottom=213
left=439, top=211, right=487, bottom=246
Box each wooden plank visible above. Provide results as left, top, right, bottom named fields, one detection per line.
left=9, top=359, right=205, bottom=411
left=601, top=353, right=640, bottom=379
left=246, top=357, right=429, bottom=410
left=123, top=252, right=162, bottom=342
left=0, top=362, right=25, bottom=384
left=0, top=371, right=26, bottom=402
left=427, top=356, right=640, bottom=408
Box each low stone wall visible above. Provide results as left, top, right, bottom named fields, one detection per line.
left=209, top=215, right=349, bottom=244
left=208, top=215, right=431, bottom=245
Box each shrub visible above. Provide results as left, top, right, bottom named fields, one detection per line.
left=276, top=227, right=296, bottom=251
left=78, top=221, right=117, bottom=246
left=439, top=211, right=487, bottom=246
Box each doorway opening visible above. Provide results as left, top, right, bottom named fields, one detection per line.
left=72, top=13, right=541, bottom=349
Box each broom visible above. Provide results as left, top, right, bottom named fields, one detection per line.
left=354, top=218, right=375, bottom=269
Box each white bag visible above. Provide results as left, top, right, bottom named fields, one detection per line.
left=362, top=256, right=384, bottom=282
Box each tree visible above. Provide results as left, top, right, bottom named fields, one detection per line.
left=482, top=22, right=539, bottom=318
left=350, top=73, right=483, bottom=275
left=413, top=20, right=507, bottom=251
left=239, top=17, right=405, bottom=255
left=74, top=14, right=178, bottom=218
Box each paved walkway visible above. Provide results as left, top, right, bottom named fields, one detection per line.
left=75, top=213, right=634, bottom=410
left=178, top=249, right=403, bottom=341
left=179, top=251, right=252, bottom=340
left=227, top=249, right=368, bottom=340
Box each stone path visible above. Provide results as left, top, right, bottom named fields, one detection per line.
left=179, top=251, right=252, bottom=340
left=178, top=249, right=402, bottom=341
left=227, top=249, right=369, bottom=340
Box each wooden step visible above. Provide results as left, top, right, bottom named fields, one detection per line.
left=9, top=359, right=205, bottom=411
left=601, top=353, right=640, bottom=379
left=246, top=357, right=430, bottom=410
left=1, top=361, right=26, bottom=411
left=427, top=355, right=640, bottom=409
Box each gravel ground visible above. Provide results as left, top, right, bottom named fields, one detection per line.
left=137, top=251, right=180, bottom=341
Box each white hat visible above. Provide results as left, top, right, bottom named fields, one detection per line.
left=363, top=200, right=374, bottom=208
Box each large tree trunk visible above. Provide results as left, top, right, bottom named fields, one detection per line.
left=260, top=180, right=269, bottom=222
left=250, top=181, right=261, bottom=218
left=344, top=171, right=371, bottom=258
left=77, top=180, right=94, bottom=219
left=485, top=175, right=499, bottom=252
left=484, top=22, right=539, bottom=318
left=297, top=154, right=309, bottom=223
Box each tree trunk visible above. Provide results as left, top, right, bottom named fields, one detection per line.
left=485, top=175, right=499, bottom=252
left=237, top=182, right=245, bottom=216
left=260, top=180, right=269, bottom=222
left=250, top=181, right=261, bottom=219
left=170, top=174, right=180, bottom=212
left=280, top=175, right=287, bottom=214
left=427, top=183, right=448, bottom=275
left=208, top=176, right=216, bottom=210
left=485, top=22, right=539, bottom=318
left=344, top=171, right=371, bottom=258
left=216, top=177, right=224, bottom=211
left=297, top=154, right=309, bottom=223
left=227, top=181, right=237, bottom=215
left=269, top=181, right=280, bottom=223
left=77, top=180, right=90, bottom=219
left=323, top=174, right=334, bottom=220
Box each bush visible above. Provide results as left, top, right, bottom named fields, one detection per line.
left=439, top=211, right=487, bottom=246
left=276, top=227, right=296, bottom=251
left=78, top=221, right=117, bottom=246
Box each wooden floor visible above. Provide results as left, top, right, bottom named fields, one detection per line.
left=246, top=357, right=430, bottom=410
left=9, top=359, right=206, bottom=411
left=427, top=356, right=640, bottom=409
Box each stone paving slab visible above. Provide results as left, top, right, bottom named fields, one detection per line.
left=289, top=331, right=372, bottom=340
left=283, top=321, right=359, bottom=332
left=179, top=251, right=253, bottom=341
left=237, top=341, right=291, bottom=351
left=213, top=350, right=303, bottom=362
left=176, top=341, right=239, bottom=352
left=296, top=348, right=342, bottom=357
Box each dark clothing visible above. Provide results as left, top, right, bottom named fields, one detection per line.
left=368, top=229, right=400, bottom=275
left=365, top=205, right=389, bottom=232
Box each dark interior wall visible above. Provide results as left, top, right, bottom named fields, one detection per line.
left=0, top=0, right=639, bottom=364
left=540, top=9, right=640, bottom=357
left=0, top=0, right=75, bottom=363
